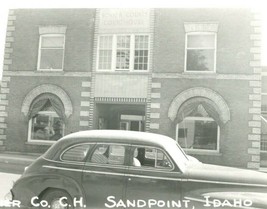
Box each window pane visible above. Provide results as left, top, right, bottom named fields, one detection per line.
left=134, top=35, right=149, bottom=70
left=116, top=50, right=130, bottom=69
left=99, top=50, right=112, bottom=69
left=98, top=36, right=113, bottom=70
left=61, top=145, right=90, bottom=162
left=132, top=147, right=172, bottom=169
left=135, top=35, right=149, bottom=49
left=116, top=36, right=130, bottom=69
left=178, top=117, right=218, bottom=150
left=99, top=36, right=112, bottom=49
left=90, top=144, right=125, bottom=165
left=117, top=36, right=130, bottom=48
left=42, top=36, right=64, bottom=48
left=187, top=34, right=215, bottom=48
left=40, top=49, right=64, bottom=69
left=186, top=49, right=214, bottom=71
left=31, top=111, right=63, bottom=141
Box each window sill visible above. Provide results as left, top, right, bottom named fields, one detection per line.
left=37, top=69, right=64, bottom=72
left=184, top=149, right=222, bottom=156
left=25, top=141, right=55, bottom=146
left=182, top=71, right=217, bottom=75
left=96, top=70, right=150, bottom=75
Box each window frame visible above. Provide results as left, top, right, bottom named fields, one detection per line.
left=128, top=145, right=175, bottom=172
left=184, top=32, right=217, bottom=73
left=60, top=143, right=92, bottom=163
left=176, top=116, right=220, bottom=153
left=86, top=143, right=129, bottom=167
left=37, top=34, right=65, bottom=71
left=96, top=34, right=150, bottom=72
left=27, top=110, right=65, bottom=144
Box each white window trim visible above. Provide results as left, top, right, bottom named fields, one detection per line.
left=175, top=116, right=220, bottom=153
left=184, top=32, right=217, bottom=73
left=37, top=34, right=65, bottom=71
left=28, top=111, right=65, bottom=143
left=96, top=34, right=150, bottom=72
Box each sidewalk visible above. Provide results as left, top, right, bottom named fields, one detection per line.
left=0, top=152, right=40, bottom=166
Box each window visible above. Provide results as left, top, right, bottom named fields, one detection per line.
left=97, top=34, right=149, bottom=71
left=185, top=33, right=216, bottom=72
left=131, top=147, right=172, bottom=169
left=61, top=144, right=91, bottom=162
left=176, top=117, right=220, bottom=152
left=90, top=144, right=125, bottom=165
left=38, top=34, right=65, bottom=71
left=28, top=99, right=64, bottom=142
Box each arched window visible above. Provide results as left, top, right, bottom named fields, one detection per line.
left=28, top=93, right=65, bottom=142
left=176, top=116, right=220, bottom=152
left=175, top=101, right=220, bottom=152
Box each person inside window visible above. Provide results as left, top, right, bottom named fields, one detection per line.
left=133, top=148, right=141, bottom=167
left=49, top=120, right=62, bottom=141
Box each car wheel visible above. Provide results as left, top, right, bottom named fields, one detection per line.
left=40, top=189, right=73, bottom=209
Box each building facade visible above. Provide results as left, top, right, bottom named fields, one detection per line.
left=0, top=8, right=264, bottom=170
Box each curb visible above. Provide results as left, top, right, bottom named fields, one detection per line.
left=0, top=153, right=40, bottom=166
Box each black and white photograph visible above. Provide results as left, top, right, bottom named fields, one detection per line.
left=0, top=0, right=266, bottom=208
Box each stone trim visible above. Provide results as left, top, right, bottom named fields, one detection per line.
left=168, top=87, right=230, bottom=123
left=87, top=9, right=100, bottom=130
left=21, top=84, right=73, bottom=118
left=94, top=97, right=146, bottom=103
left=0, top=9, right=16, bottom=148
left=247, top=9, right=262, bottom=170
left=184, top=22, right=219, bottom=33
left=152, top=73, right=261, bottom=80
left=3, top=71, right=92, bottom=77
left=80, top=121, right=89, bottom=127
left=39, top=25, right=67, bottom=34
left=150, top=123, right=159, bottom=130
left=81, top=92, right=91, bottom=98
left=144, top=9, right=155, bottom=132
left=79, top=80, right=91, bottom=130
left=81, top=101, right=90, bottom=107
left=151, top=103, right=160, bottom=109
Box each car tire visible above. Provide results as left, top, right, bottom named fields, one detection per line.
left=39, top=189, right=73, bottom=209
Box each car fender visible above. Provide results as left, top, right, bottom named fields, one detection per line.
left=12, top=173, right=85, bottom=206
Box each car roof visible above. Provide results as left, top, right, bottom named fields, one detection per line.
left=44, top=130, right=177, bottom=160
left=62, top=130, right=174, bottom=145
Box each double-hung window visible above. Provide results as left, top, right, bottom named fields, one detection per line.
left=38, top=34, right=65, bottom=71
left=97, top=34, right=149, bottom=71
left=185, top=33, right=216, bottom=72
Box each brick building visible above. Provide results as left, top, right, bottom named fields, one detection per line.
left=0, top=8, right=264, bottom=170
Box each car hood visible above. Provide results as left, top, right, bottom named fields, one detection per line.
left=184, top=161, right=267, bottom=186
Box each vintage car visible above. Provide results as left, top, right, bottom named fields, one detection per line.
left=7, top=130, right=267, bottom=209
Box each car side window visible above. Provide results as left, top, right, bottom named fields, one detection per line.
left=90, top=144, right=125, bottom=165
left=61, top=144, right=91, bottom=162
left=132, top=147, right=172, bottom=169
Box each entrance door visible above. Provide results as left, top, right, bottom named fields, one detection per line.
left=120, top=115, right=144, bottom=131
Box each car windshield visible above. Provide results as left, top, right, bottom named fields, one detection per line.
left=165, top=141, right=189, bottom=172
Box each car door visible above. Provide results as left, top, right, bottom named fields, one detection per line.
left=124, top=145, right=185, bottom=209
left=82, top=143, right=129, bottom=209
